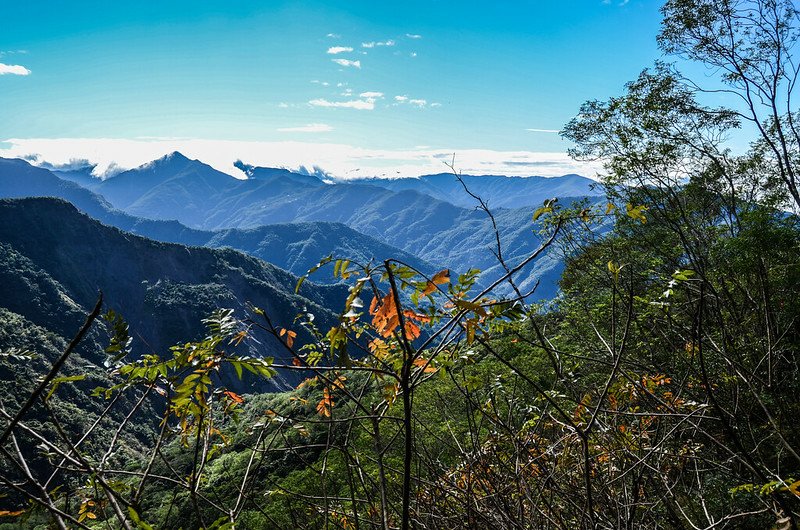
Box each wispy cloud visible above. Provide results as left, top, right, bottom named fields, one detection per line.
left=409, top=52, right=417, bottom=58
left=327, top=46, right=353, bottom=54
left=525, top=128, right=560, bottom=133
left=277, top=123, right=334, bottom=133
left=309, top=98, right=374, bottom=110
left=405, top=33, right=423, bottom=39
left=361, top=40, right=395, bottom=48
left=332, top=58, right=361, bottom=68
left=0, top=63, right=31, bottom=76
left=326, top=33, right=341, bottom=38
left=0, top=50, right=28, bottom=58
left=394, top=95, right=433, bottom=108
left=359, top=91, right=384, bottom=98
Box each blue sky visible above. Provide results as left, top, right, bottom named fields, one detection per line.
left=0, top=1, right=664, bottom=178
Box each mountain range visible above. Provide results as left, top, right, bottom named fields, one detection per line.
left=43, top=152, right=602, bottom=298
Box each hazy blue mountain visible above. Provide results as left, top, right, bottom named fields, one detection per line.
left=51, top=164, right=103, bottom=190
left=4, top=154, right=597, bottom=300
left=96, top=151, right=235, bottom=212
left=353, top=173, right=601, bottom=209
left=0, top=197, right=347, bottom=390
left=0, top=157, right=115, bottom=210
left=205, top=222, right=437, bottom=277
left=175, top=167, right=578, bottom=300
left=0, top=157, right=435, bottom=278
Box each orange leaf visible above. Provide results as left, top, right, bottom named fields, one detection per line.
left=316, top=387, right=334, bottom=417
left=280, top=328, right=297, bottom=348
left=223, top=390, right=244, bottom=404
left=403, top=309, right=431, bottom=323
left=423, top=269, right=450, bottom=296
left=404, top=320, right=421, bottom=340
left=0, top=510, right=24, bottom=517
left=372, top=291, right=400, bottom=337
left=413, top=357, right=437, bottom=373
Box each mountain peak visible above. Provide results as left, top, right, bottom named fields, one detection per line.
left=164, top=150, right=190, bottom=161
left=127, top=151, right=197, bottom=176
left=148, top=151, right=191, bottom=167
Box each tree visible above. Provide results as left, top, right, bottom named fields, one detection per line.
left=659, top=0, right=800, bottom=210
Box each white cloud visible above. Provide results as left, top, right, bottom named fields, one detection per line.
left=277, top=123, right=334, bottom=133
left=1, top=137, right=602, bottom=180
left=309, top=98, right=375, bottom=110
left=394, top=96, right=435, bottom=108
left=332, top=58, right=361, bottom=68
left=0, top=63, right=31, bottom=76
left=278, top=102, right=289, bottom=108
left=409, top=52, right=417, bottom=58
left=359, top=91, right=384, bottom=98
left=405, top=33, right=423, bottom=39
left=327, top=46, right=353, bottom=54
left=326, top=33, right=341, bottom=38
left=525, top=128, right=560, bottom=133
left=361, top=40, right=395, bottom=48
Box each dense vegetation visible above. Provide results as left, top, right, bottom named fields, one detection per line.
left=2, top=0, right=800, bottom=528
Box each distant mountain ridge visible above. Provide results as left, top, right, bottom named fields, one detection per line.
left=84, top=153, right=592, bottom=298
left=351, top=172, right=599, bottom=209
left=2, top=152, right=604, bottom=300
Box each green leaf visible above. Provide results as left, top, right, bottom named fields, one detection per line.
left=46, top=374, right=86, bottom=402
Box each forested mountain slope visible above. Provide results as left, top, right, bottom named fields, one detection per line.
left=0, top=197, right=346, bottom=390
